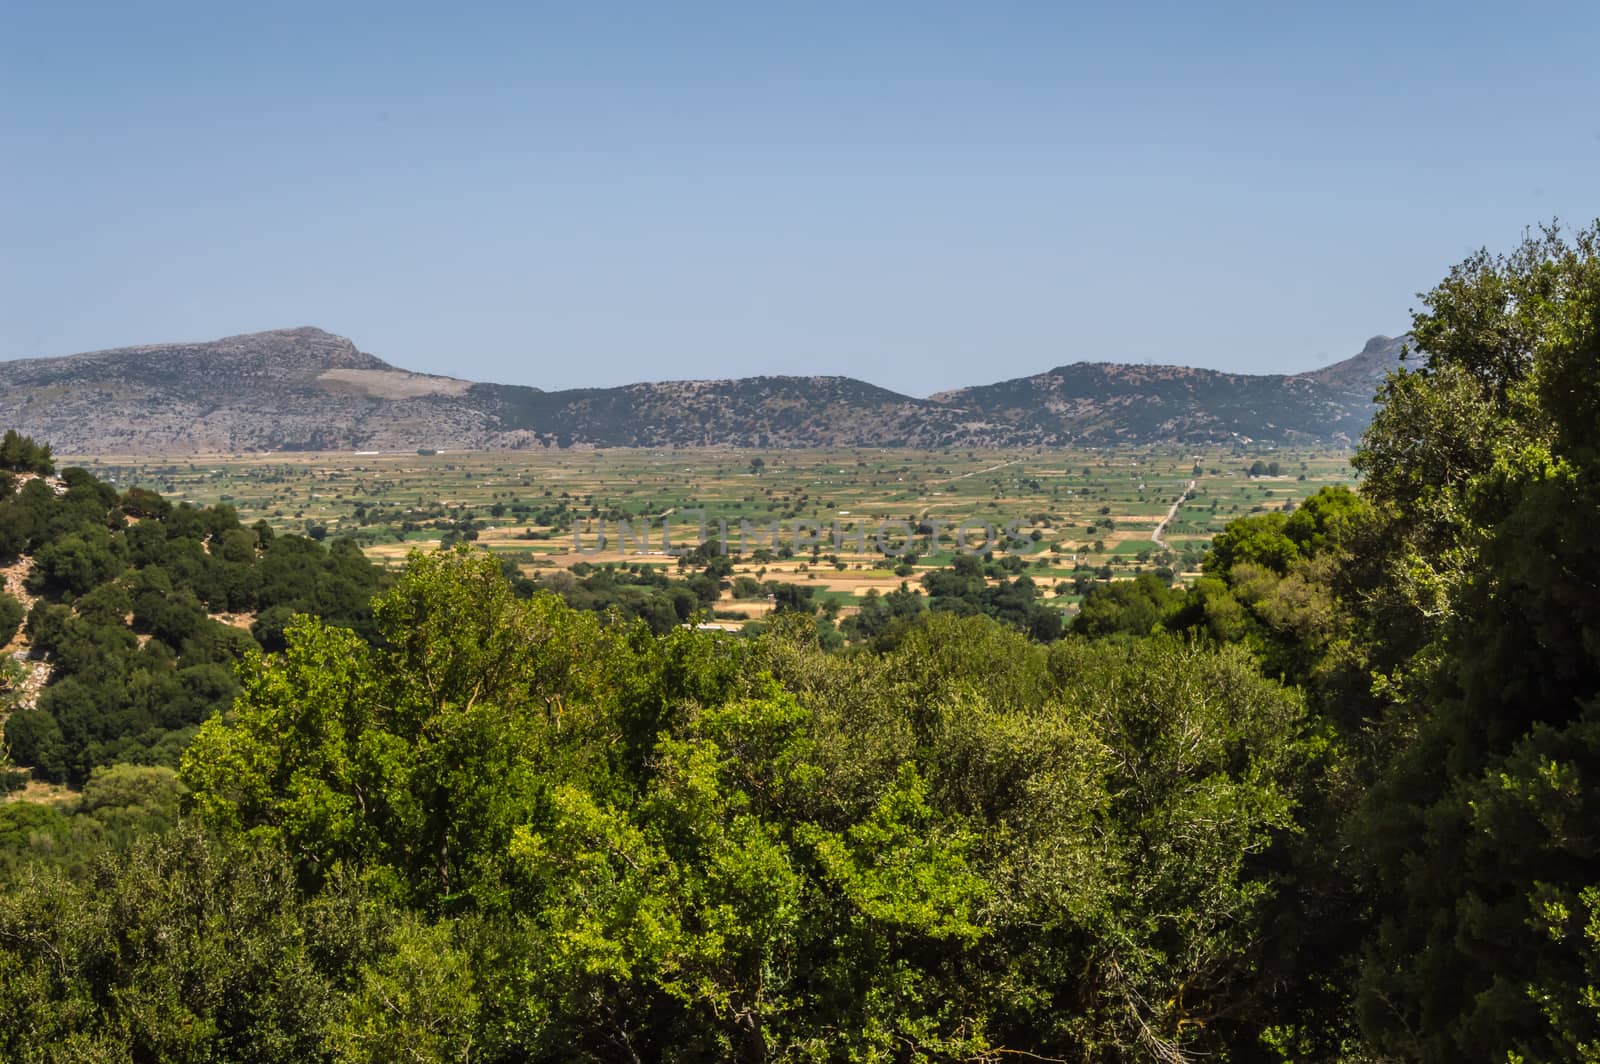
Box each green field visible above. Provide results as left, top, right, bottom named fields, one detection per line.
left=72, top=447, right=1357, bottom=618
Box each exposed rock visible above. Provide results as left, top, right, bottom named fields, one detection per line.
left=0, top=327, right=1412, bottom=453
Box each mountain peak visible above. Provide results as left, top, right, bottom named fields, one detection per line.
left=191, top=326, right=384, bottom=371
left=5, top=325, right=385, bottom=375
left=1296, top=334, right=1411, bottom=389
left=221, top=325, right=347, bottom=344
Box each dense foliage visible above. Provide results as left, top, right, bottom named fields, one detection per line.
left=1, top=221, right=1598, bottom=1060
left=1341, top=222, right=1600, bottom=1060
left=0, top=464, right=382, bottom=784
left=4, top=549, right=1309, bottom=1061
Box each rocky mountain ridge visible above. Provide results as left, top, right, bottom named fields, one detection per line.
left=0, top=328, right=1412, bottom=453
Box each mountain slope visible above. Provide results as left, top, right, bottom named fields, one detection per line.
left=473, top=376, right=971, bottom=449
left=1295, top=333, right=1413, bottom=389
left=0, top=328, right=490, bottom=452
left=0, top=328, right=1410, bottom=453
left=927, top=335, right=1411, bottom=446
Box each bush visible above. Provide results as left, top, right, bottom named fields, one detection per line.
left=0, top=590, right=23, bottom=646
left=5, top=708, right=68, bottom=781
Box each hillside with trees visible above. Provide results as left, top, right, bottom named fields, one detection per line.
left=0, top=222, right=1597, bottom=1061
left=0, top=453, right=383, bottom=789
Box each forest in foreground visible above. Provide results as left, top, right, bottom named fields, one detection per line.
left=1, top=223, right=1599, bottom=1061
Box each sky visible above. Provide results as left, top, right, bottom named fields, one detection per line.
left=3, top=2, right=1598, bottom=394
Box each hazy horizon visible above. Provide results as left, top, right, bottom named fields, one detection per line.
left=5, top=2, right=1596, bottom=393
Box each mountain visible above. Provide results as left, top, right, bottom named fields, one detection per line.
left=1296, top=334, right=1413, bottom=389
left=0, top=328, right=491, bottom=453
left=927, top=335, right=1415, bottom=447
left=0, top=328, right=1411, bottom=453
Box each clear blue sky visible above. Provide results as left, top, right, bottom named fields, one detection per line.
left=4, top=2, right=1597, bottom=393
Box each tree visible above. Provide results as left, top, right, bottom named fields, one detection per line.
left=26, top=528, right=126, bottom=597
left=1282, top=485, right=1365, bottom=555
left=768, top=582, right=815, bottom=615
left=73, top=763, right=185, bottom=847
left=1204, top=512, right=1300, bottom=575
left=1345, top=220, right=1600, bottom=1060
left=4, top=708, right=67, bottom=781
left=1072, top=572, right=1182, bottom=638
left=0, top=429, right=53, bottom=474
left=120, top=485, right=171, bottom=519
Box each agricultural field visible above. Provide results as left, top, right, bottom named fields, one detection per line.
left=72, top=447, right=1357, bottom=621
